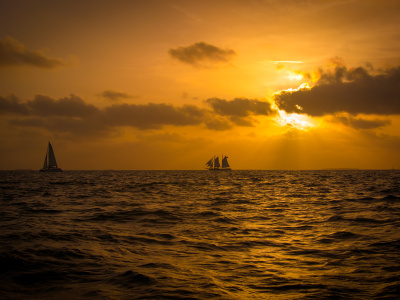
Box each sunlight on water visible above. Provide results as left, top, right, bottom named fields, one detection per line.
left=1, top=170, right=400, bottom=299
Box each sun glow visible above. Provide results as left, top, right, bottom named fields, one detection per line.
left=268, top=95, right=315, bottom=131
left=275, top=110, right=315, bottom=130
left=280, top=82, right=311, bottom=93
left=287, top=70, right=304, bottom=81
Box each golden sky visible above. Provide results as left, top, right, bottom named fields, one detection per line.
left=1, top=0, right=400, bottom=170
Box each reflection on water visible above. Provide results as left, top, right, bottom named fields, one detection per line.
left=1, top=170, right=400, bottom=299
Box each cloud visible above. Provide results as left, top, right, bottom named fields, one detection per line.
left=1, top=94, right=103, bottom=136
left=0, top=94, right=30, bottom=115
left=100, top=90, right=135, bottom=101
left=1, top=94, right=277, bottom=135
left=206, top=97, right=273, bottom=117
left=205, top=97, right=275, bottom=127
left=103, top=103, right=204, bottom=130
left=330, top=115, right=391, bottom=130
left=169, top=42, right=236, bottom=67
left=274, top=61, right=400, bottom=116
left=26, top=94, right=99, bottom=117
left=0, top=37, right=67, bottom=69
left=0, top=94, right=98, bottom=117
left=1, top=94, right=207, bottom=135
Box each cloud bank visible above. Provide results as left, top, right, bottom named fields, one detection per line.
left=274, top=63, right=400, bottom=116
left=1, top=94, right=274, bottom=136
left=0, top=94, right=98, bottom=117
left=0, top=37, right=67, bottom=69
left=331, top=115, right=392, bottom=130
left=169, top=42, right=236, bottom=67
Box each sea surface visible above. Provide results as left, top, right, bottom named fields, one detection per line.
left=1, top=170, right=400, bottom=299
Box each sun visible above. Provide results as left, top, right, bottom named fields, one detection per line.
left=287, top=70, right=304, bottom=81
left=275, top=109, right=315, bottom=130
left=269, top=82, right=316, bottom=131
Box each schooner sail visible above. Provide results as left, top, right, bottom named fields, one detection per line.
left=205, top=155, right=231, bottom=170
left=221, top=156, right=230, bottom=169
left=40, top=142, right=62, bottom=172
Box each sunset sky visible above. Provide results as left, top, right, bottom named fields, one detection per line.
left=1, top=0, right=400, bottom=170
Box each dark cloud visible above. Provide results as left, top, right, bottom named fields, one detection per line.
left=169, top=42, right=236, bottom=67
left=103, top=103, right=204, bottom=130
left=206, top=97, right=274, bottom=117
left=1, top=94, right=207, bottom=134
left=0, top=94, right=30, bottom=115
left=100, top=90, right=134, bottom=101
left=0, top=37, right=67, bottom=69
left=331, top=115, right=391, bottom=130
left=26, top=94, right=99, bottom=117
left=0, top=94, right=98, bottom=117
left=205, top=97, right=274, bottom=127
left=3, top=95, right=104, bottom=136
left=2, top=94, right=276, bottom=135
left=274, top=62, right=400, bottom=116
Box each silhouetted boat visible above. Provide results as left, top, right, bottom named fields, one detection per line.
left=205, top=155, right=231, bottom=170
left=40, top=142, right=62, bottom=172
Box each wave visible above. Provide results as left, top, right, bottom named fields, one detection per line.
left=108, top=270, right=154, bottom=287
left=1, top=170, right=400, bottom=299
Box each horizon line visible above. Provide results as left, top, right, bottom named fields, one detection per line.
left=3, top=168, right=399, bottom=171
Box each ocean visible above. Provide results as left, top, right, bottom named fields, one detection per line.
left=1, top=170, right=400, bottom=299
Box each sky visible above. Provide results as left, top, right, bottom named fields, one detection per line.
left=1, top=0, right=400, bottom=170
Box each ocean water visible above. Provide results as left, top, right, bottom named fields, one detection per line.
left=1, top=170, right=400, bottom=300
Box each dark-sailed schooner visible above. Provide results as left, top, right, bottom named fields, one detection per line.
left=205, top=155, right=231, bottom=170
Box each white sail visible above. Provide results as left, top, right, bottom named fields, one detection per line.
left=222, top=156, right=230, bottom=168
left=47, top=142, right=58, bottom=168
left=214, top=156, right=220, bottom=168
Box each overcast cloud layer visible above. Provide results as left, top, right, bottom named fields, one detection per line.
left=274, top=64, right=400, bottom=116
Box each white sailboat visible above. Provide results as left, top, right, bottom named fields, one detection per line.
left=205, top=155, right=231, bottom=170
left=40, top=142, right=62, bottom=172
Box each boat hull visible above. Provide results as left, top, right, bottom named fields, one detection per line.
left=207, top=168, right=231, bottom=171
